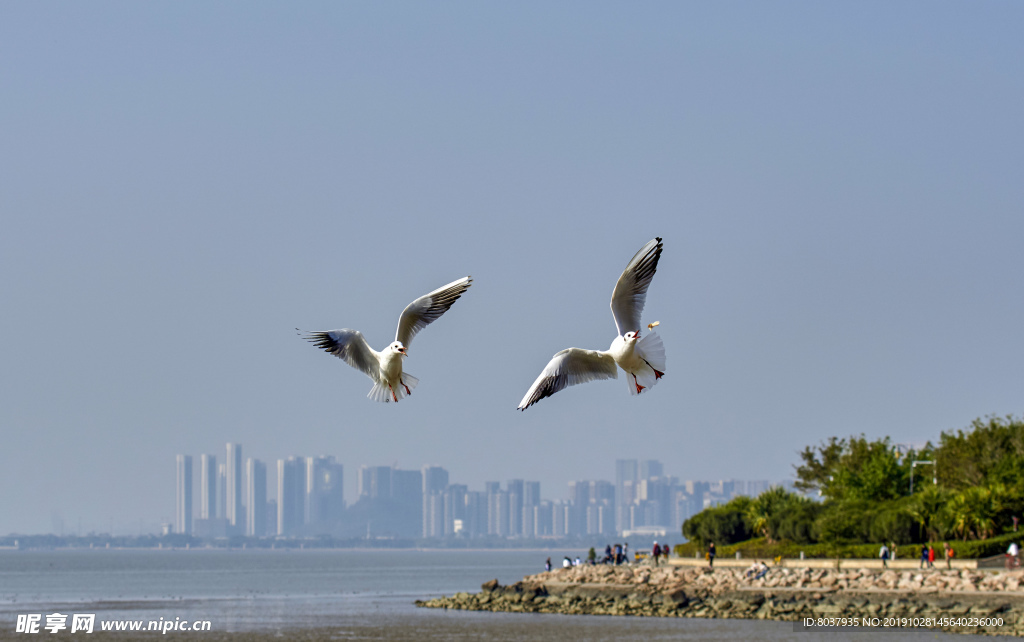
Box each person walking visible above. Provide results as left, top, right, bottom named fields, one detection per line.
left=944, top=543, right=954, bottom=570
left=879, top=543, right=890, bottom=569
left=1006, top=542, right=1019, bottom=570
left=920, top=544, right=928, bottom=569
left=708, top=542, right=716, bottom=568
left=652, top=541, right=660, bottom=566
left=927, top=545, right=935, bottom=569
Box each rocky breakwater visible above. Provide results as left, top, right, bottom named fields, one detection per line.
left=416, top=564, right=1024, bottom=635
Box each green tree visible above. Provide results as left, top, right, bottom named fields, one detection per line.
left=907, top=486, right=954, bottom=541
left=682, top=496, right=752, bottom=546
left=795, top=435, right=932, bottom=502
left=947, top=486, right=1003, bottom=541
left=745, top=486, right=816, bottom=543
left=937, top=415, right=1024, bottom=491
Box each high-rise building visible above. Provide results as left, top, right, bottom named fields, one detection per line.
left=534, top=500, right=554, bottom=536
left=245, top=458, right=266, bottom=537
left=552, top=500, right=570, bottom=537
left=391, top=469, right=422, bottom=503
left=421, top=466, right=449, bottom=538
left=424, top=492, right=444, bottom=538
left=639, top=459, right=663, bottom=480
left=523, top=481, right=541, bottom=537
left=747, top=480, right=771, bottom=496
left=506, top=479, right=524, bottom=537
left=306, top=456, right=344, bottom=533
left=487, top=489, right=509, bottom=536
left=200, top=454, right=216, bottom=520
left=444, top=484, right=467, bottom=536
left=175, top=455, right=192, bottom=535
left=225, top=443, right=242, bottom=530
left=464, top=491, right=487, bottom=537
left=615, top=459, right=639, bottom=534
left=277, top=456, right=305, bottom=536
left=358, top=465, right=393, bottom=499
left=217, top=463, right=226, bottom=519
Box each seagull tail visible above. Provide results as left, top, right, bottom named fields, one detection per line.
left=366, top=373, right=419, bottom=403
left=368, top=381, right=392, bottom=403
left=627, top=330, right=665, bottom=395
left=636, top=330, right=666, bottom=373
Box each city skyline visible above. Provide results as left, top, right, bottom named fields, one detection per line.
left=170, top=441, right=782, bottom=541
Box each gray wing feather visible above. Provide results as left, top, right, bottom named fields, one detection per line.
left=395, top=276, right=473, bottom=347
left=610, top=237, right=663, bottom=337
left=517, top=348, right=618, bottom=411
left=301, top=329, right=379, bottom=382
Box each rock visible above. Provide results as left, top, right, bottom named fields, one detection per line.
left=481, top=579, right=500, bottom=592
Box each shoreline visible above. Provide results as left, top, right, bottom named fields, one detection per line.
left=416, top=562, right=1024, bottom=636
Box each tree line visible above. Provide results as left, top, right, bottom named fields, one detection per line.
left=683, top=415, right=1024, bottom=548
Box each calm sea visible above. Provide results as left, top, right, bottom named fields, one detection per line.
left=0, top=549, right=960, bottom=640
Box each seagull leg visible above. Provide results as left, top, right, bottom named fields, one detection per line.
left=403, top=383, right=411, bottom=395
left=633, top=373, right=645, bottom=394
left=389, top=385, right=398, bottom=403
left=642, top=358, right=664, bottom=380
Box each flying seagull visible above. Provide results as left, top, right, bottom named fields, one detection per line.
left=517, top=238, right=665, bottom=411
left=300, top=276, right=472, bottom=403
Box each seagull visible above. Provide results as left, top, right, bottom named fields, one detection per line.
left=300, top=276, right=472, bottom=403
left=517, top=238, right=665, bottom=411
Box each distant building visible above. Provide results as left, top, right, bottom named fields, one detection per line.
left=358, top=465, right=392, bottom=500
left=175, top=454, right=192, bottom=535
left=199, top=454, right=216, bottom=520
left=487, top=489, right=509, bottom=536
left=615, top=459, right=639, bottom=534
left=277, top=456, right=305, bottom=536
left=534, top=500, right=554, bottom=537
left=443, top=484, right=467, bottom=537
left=217, top=463, right=226, bottom=520
left=421, top=466, right=449, bottom=538
left=225, top=443, right=242, bottom=531
left=506, top=479, right=524, bottom=537
left=523, top=481, right=541, bottom=537
left=464, top=490, right=487, bottom=537
left=245, top=458, right=266, bottom=537
left=306, top=456, right=344, bottom=534
left=639, top=459, right=663, bottom=480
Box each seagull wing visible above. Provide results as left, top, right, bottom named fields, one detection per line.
left=395, top=276, right=473, bottom=348
left=517, top=348, right=618, bottom=411
left=300, top=329, right=379, bottom=382
left=610, top=237, right=663, bottom=337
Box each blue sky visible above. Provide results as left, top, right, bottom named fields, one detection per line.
left=1, top=2, right=1022, bottom=534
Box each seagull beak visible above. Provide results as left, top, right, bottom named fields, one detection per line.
left=399, top=348, right=408, bottom=356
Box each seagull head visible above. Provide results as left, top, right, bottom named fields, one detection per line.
left=623, top=330, right=639, bottom=344
left=390, top=341, right=408, bottom=357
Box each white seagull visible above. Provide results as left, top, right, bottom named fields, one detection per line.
left=517, top=238, right=665, bottom=411
left=300, top=276, right=472, bottom=403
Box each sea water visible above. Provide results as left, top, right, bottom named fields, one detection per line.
left=0, top=549, right=961, bottom=640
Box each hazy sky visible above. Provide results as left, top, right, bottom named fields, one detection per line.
left=2, top=3, right=1022, bottom=535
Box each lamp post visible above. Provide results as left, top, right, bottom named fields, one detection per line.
left=910, top=460, right=936, bottom=495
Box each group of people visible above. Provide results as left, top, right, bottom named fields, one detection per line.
left=745, top=560, right=770, bottom=580
left=878, top=542, right=956, bottom=569
left=544, top=541, right=673, bottom=571
left=649, top=541, right=671, bottom=566
left=599, top=542, right=632, bottom=565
